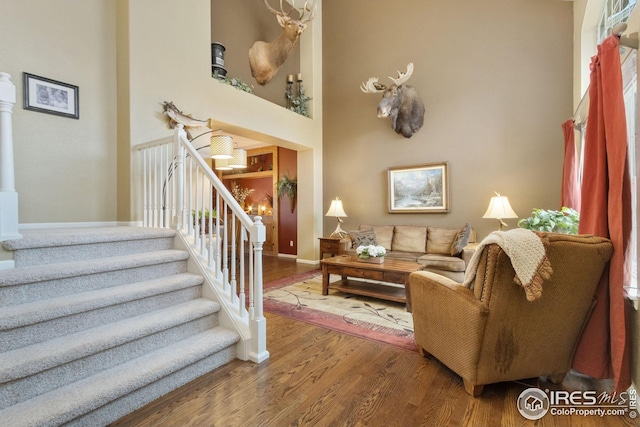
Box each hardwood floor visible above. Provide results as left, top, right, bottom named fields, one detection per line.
left=111, top=256, right=637, bottom=427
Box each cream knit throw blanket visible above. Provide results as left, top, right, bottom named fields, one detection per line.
left=463, top=228, right=552, bottom=301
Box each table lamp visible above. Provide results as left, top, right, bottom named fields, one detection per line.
left=483, top=192, right=518, bottom=231
left=325, top=197, right=348, bottom=238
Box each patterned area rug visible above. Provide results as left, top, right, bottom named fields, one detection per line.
left=263, top=270, right=417, bottom=352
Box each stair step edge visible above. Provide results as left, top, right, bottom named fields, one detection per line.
left=0, top=298, right=222, bottom=383
left=0, top=327, right=240, bottom=427
left=0, top=249, right=189, bottom=287
left=2, top=226, right=176, bottom=251
left=0, top=273, right=205, bottom=330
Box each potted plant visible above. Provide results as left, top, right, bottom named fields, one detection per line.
left=277, top=174, right=297, bottom=213
left=192, top=208, right=218, bottom=234
left=518, top=206, right=580, bottom=234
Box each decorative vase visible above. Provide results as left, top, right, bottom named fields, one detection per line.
left=357, top=256, right=384, bottom=264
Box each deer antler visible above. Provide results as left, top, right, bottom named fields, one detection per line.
left=388, top=63, right=414, bottom=86
left=360, top=77, right=386, bottom=93
left=264, top=0, right=294, bottom=18
left=297, top=0, right=317, bottom=24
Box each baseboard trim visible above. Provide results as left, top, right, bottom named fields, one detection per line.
left=277, top=253, right=297, bottom=259
left=296, top=258, right=319, bottom=266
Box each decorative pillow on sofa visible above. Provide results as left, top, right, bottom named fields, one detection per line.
left=450, top=222, right=472, bottom=256
left=427, top=227, right=460, bottom=255
left=349, top=229, right=377, bottom=248
left=392, top=225, right=427, bottom=253
left=359, top=225, right=394, bottom=250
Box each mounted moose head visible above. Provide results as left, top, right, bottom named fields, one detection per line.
left=360, top=63, right=425, bottom=138
left=248, top=0, right=317, bottom=86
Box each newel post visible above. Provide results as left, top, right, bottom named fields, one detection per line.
left=249, top=216, right=269, bottom=363
left=0, top=72, right=21, bottom=242
left=173, top=125, right=186, bottom=230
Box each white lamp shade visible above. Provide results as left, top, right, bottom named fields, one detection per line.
left=228, top=148, right=247, bottom=168
left=210, top=135, right=234, bottom=159
left=325, top=198, right=347, bottom=217
left=483, top=195, right=518, bottom=219
left=214, top=158, right=233, bottom=170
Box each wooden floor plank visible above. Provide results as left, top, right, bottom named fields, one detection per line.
left=111, top=256, right=636, bottom=427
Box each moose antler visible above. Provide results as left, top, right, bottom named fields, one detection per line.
left=360, top=77, right=386, bottom=93
left=360, top=63, right=414, bottom=93
left=389, top=63, right=414, bottom=86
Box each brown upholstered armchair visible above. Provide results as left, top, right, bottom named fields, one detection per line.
left=408, top=232, right=613, bottom=396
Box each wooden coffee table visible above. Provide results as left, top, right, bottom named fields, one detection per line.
left=320, top=255, right=424, bottom=312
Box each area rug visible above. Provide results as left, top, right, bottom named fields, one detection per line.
left=263, top=270, right=417, bottom=352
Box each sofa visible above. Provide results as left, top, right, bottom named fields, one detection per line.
left=342, top=223, right=476, bottom=282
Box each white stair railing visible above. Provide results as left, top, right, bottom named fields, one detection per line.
left=135, top=125, right=268, bottom=363
left=0, top=72, right=22, bottom=243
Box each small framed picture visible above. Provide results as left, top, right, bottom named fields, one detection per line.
left=23, top=72, right=79, bottom=119
left=388, top=162, right=449, bottom=213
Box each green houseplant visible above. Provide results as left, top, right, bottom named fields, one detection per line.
left=276, top=174, right=297, bottom=213
left=518, top=206, right=580, bottom=234
left=192, top=209, right=218, bottom=234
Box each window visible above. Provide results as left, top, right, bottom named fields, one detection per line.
left=598, top=0, right=638, bottom=42
left=621, top=49, right=637, bottom=291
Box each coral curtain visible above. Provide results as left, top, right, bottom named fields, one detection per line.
left=560, top=119, right=581, bottom=210
left=572, top=35, right=632, bottom=392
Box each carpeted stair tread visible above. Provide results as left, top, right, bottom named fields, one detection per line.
left=0, top=298, right=221, bottom=383
left=0, top=327, right=240, bottom=427
left=1, top=226, right=176, bottom=251
left=0, top=249, right=189, bottom=287
left=0, top=273, right=204, bottom=330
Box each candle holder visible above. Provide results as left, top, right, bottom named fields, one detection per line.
left=285, top=73, right=311, bottom=117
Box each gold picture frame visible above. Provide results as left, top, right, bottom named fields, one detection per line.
left=388, top=162, right=449, bottom=213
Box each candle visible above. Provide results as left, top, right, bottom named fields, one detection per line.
left=296, top=73, right=302, bottom=82
left=287, top=74, right=293, bottom=83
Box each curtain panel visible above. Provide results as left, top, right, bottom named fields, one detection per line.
left=572, top=35, right=633, bottom=392
left=561, top=119, right=581, bottom=211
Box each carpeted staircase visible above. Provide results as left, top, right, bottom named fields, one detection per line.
left=0, top=226, right=240, bottom=427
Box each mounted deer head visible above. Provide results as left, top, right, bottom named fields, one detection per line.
left=249, top=0, right=317, bottom=86
left=361, top=63, right=425, bottom=138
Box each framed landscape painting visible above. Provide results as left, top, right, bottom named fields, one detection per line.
left=388, top=162, right=449, bottom=213
left=23, top=73, right=79, bottom=119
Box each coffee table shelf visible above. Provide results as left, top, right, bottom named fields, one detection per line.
left=330, top=279, right=406, bottom=304
left=320, top=255, right=424, bottom=311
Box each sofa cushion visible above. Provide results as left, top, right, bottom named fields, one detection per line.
left=450, top=223, right=472, bottom=256
left=392, top=225, right=427, bottom=253
left=360, top=225, right=394, bottom=251
left=348, top=229, right=377, bottom=248
left=427, top=227, right=459, bottom=255
left=417, top=253, right=466, bottom=272
left=384, top=251, right=422, bottom=262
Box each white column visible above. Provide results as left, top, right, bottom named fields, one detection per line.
left=0, top=72, right=22, bottom=241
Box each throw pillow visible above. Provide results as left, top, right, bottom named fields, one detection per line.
left=426, top=227, right=460, bottom=255
left=359, top=225, right=394, bottom=250
left=349, top=229, right=377, bottom=248
left=450, top=223, right=472, bottom=256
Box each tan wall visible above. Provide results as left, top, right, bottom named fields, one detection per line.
left=0, top=0, right=118, bottom=225
left=322, top=0, right=573, bottom=240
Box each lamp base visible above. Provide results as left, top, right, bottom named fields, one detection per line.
left=330, top=222, right=348, bottom=239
